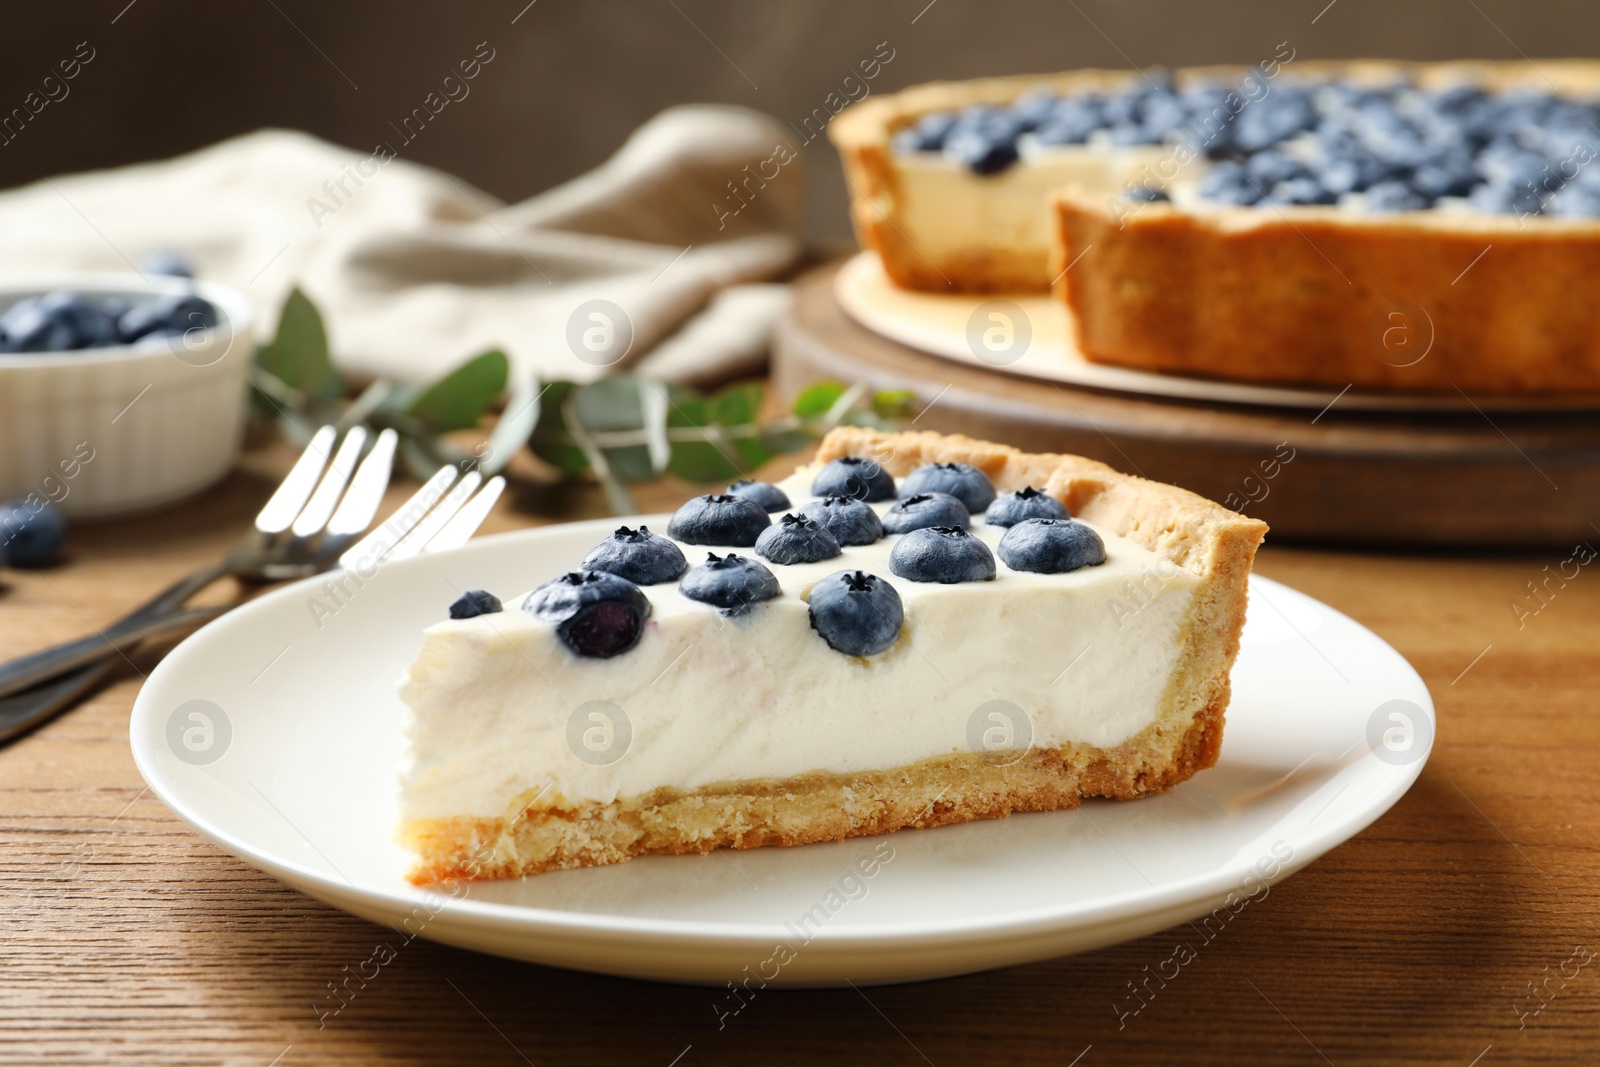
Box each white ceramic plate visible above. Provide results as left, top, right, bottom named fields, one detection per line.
left=834, top=251, right=1600, bottom=414
left=131, top=518, right=1433, bottom=986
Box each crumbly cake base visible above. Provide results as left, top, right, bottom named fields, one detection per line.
left=400, top=428, right=1265, bottom=885
left=401, top=694, right=1224, bottom=885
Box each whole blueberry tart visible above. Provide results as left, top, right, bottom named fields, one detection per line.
left=396, top=428, right=1266, bottom=884
left=834, top=60, right=1600, bottom=393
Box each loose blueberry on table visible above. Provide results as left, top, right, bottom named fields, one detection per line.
left=725, top=478, right=791, bottom=514
left=986, top=486, right=1070, bottom=528
left=893, top=73, right=1600, bottom=216
left=807, top=570, right=903, bottom=657
left=0, top=501, right=67, bottom=568
left=448, top=589, right=502, bottom=619
left=581, top=525, right=688, bottom=584
left=524, top=570, right=651, bottom=658
left=678, top=553, right=781, bottom=615
left=797, top=494, right=884, bottom=546
left=810, top=456, right=896, bottom=502
left=667, top=494, right=771, bottom=547
left=888, top=526, right=997, bottom=584
left=881, top=492, right=970, bottom=535
left=997, top=518, right=1107, bottom=575
left=898, top=462, right=996, bottom=513
left=754, top=513, right=841, bottom=565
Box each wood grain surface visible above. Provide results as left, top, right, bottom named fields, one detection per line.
left=774, top=260, right=1600, bottom=549
left=2, top=430, right=1597, bottom=1067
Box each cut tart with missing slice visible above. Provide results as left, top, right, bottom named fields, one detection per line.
left=396, top=429, right=1267, bottom=885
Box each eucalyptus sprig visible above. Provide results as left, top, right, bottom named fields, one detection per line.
left=249, top=288, right=915, bottom=514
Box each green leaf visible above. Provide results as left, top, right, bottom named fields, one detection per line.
left=573, top=377, right=653, bottom=481
left=760, top=426, right=813, bottom=454
left=872, top=389, right=918, bottom=421
left=257, top=288, right=340, bottom=403
left=665, top=388, right=742, bottom=482
left=710, top=382, right=765, bottom=427
left=709, top=382, right=770, bottom=469
left=406, top=350, right=509, bottom=432
left=792, top=380, right=846, bottom=418
left=529, top=381, right=589, bottom=473
left=668, top=439, right=743, bottom=483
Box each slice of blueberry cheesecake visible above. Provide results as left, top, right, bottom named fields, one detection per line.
left=396, top=429, right=1266, bottom=884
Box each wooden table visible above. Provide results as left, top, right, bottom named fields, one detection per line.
left=3, top=432, right=1597, bottom=1066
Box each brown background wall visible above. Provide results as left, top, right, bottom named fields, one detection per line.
left=3, top=0, right=1598, bottom=240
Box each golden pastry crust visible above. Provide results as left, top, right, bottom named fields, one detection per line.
left=401, top=429, right=1266, bottom=885
left=1053, top=183, right=1600, bottom=394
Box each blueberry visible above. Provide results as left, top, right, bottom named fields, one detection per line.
left=1137, top=90, right=1187, bottom=137
left=667, top=493, right=771, bottom=546
left=1312, top=139, right=1402, bottom=195
left=798, top=495, right=883, bottom=546
left=1181, top=87, right=1241, bottom=154
left=945, top=128, right=1020, bottom=175
left=678, top=552, right=781, bottom=614
left=448, top=589, right=502, bottom=619
left=725, top=478, right=791, bottom=513
left=1246, top=150, right=1311, bottom=188
left=1198, top=160, right=1264, bottom=205
left=1470, top=181, right=1544, bottom=216
left=1233, top=89, right=1316, bottom=152
left=888, top=526, right=996, bottom=584
left=523, top=570, right=651, bottom=658
left=997, top=518, right=1106, bottom=575
left=1100, top=88, right=1142, bottom=126
left=582, top=524, right=688, bottom=584
left=142, top=250, right=194, bottom=278
left=1123, top=185, right=1170, bottom=202
left=1407, top=147, right=1476, bottom=199
left=807, top=570, right=903, bottom=657
left=1553, top=188, right=1600, bottom=217
left=1269, top=176, right=1337, bottom=206
left=898, top=111, right=958, bottom=152
left=754, top=513, right=841, bottom=565
left=1363, top=180, right=1431, bottom=212
left=898, top=461, right=996, bottom=513
left=0, top=291, right=118, bottom=352
left=882, top=492, right=970, bottom=534
left=810, top=456, right=895, bottom=502
left=119, top=294, right=219, bottom=343
left=1010, top=89, right=1060, bottom=130
left=0, top=501, right=66, bottom=567
left=986, top=486, right=1070, bottom=527
left=1476, top=141, right=1547, bottom=189
left=1033, top=96, right=1103, bottom=145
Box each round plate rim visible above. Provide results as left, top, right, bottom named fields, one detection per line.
left=129, top=519, right=1433, bottom=955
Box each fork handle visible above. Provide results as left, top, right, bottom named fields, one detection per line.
left=0, top=601, right=228, bottom=699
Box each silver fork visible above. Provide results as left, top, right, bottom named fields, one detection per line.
left=0, top=427, right=504, bottom=741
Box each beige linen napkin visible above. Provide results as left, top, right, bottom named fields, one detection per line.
left=0, top=105, right=803, bottom=384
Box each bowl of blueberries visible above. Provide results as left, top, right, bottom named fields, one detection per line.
left=0, top=257, right=254, bottom=519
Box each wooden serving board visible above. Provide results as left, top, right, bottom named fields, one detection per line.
left=773, top=258, right=1600, bottom=547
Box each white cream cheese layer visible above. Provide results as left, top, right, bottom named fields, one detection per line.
left=397, top=473, right=1199, bottom=821
left=892, top=142, right=1168, bottom=261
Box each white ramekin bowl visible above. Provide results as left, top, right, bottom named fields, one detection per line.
left=0, top=275, right=255, bottom=518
